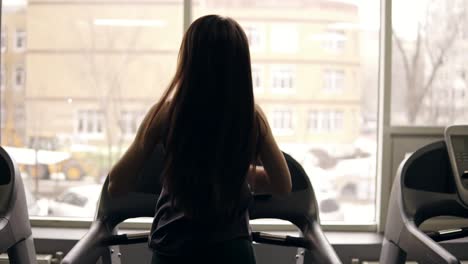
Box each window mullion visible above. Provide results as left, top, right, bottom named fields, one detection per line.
left=376, top=0, right=393, bottom=232
left=183, top=0, right=192, bottom=31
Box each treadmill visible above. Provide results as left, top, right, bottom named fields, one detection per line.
left=0, top=146, right=37, bottom=263
left=62, top=145, right=341, bottom=264
left=380, top=125, right=468, bottom=263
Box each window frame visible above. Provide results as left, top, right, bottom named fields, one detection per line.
left=6, top=0, right=395, bottom=233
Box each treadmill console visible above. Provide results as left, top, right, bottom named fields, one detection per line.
left=445, top=125, right=468, bottom=205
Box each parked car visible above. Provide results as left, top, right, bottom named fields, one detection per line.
left=312, top=180, right=345, bottom=222
left=47, top=185, right=102, bottom=218
left=329, top=156, right=376, bottom=202
left=318, top=198, right=344, bottom=222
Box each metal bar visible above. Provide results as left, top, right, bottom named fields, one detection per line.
left=389, top=126, right=445, bottom=136
left=376, top=0, right=393, bottom=233
left=183, top=0, right=192, bottom=31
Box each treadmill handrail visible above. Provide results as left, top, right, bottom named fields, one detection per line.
left=0, top=147, right=37, bottom=263
left=380, top=141, right=464, bottom=264
left=62, top=151, right=342, bottom=264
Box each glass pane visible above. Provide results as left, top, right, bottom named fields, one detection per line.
left=1, top=0, right=183, bottom=218
left=392, top=0, right=468, bottom=126
left=193, top=0, right=380, bottom=224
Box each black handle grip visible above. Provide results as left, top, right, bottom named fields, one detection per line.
left=101, top=233, right=149, bottom=246
left=253, top=194, right=272, bottom=201
left=425, top=227, right=468, bottom=242
left=252, top=232, right=309, bottom=248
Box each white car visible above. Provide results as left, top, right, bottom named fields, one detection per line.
left=318, top=198, right=345, bottom=222
left=47, top=185, right=102, bottom=218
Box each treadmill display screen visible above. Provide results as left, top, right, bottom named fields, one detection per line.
left=450, top=136, right=468, bottom=180
left=451, top=136, right=468, bottom=155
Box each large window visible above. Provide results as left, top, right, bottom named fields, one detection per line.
left=1, top=0, right=183, bottom=218
left=1, top=0, right=379, bottom=226
left=194, top=0, right=379, bottom=225
left=392, top=0, right=468, bottom=126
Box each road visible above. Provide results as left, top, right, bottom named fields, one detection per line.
left=23, top=178, right=102, bottom=200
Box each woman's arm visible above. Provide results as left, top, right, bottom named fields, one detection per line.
left=108, top=103, right=164, bottom=197
left=248, top=105, right=292, bottom=195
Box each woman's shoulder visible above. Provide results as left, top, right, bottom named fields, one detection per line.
left=148, top=101, right=171, bottom=124
left=139, top=100, right=172, bottom=147
left=254, top=104, right=268, bottom=138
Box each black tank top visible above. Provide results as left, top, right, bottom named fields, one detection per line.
left=147, top=106, right=258, bottom=256
left=147, top=147, right=253, bottom=256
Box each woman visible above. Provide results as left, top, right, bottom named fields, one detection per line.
left=108, top=15, right=292, bottom=263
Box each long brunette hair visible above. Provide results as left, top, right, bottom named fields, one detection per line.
left=144, top=15, right=257, bottom=220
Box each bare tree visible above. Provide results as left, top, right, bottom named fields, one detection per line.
left=393, top=0, right=466, bottom=124
left=73, top=18, right=143, bottom=175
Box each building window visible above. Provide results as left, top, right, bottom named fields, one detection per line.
left=308, top=110, right=344, bottom=133
left=14, top=29, right=26, bottom=51
left=120, top=110, right=144, bottom=137
left=322, top=30, right=346, bottom=52
left=271, top=65, right=295, bottom=92
left=14, top=29, right=26, bottom=52
left=271, top=108, right=293, bottom=133
left=0, top=68, right=5, bottom=90
left=1, top=30, right=6, bottom=52
left=251, top=64, right=264, bottom=92
left=14, top=66, right=25, bottom=89
left=14, top=103, right=25, bottom=126
left=323, top=69, right=345, bottom=93
left=270, top=23, right=298, bottom=53
left=243, top=25, right=264, bottom=52
left=28, top=136, right=58, bottom=150
left=0, top=106, right=5, bottom=129
left=76, top=110, right=104, bottom=137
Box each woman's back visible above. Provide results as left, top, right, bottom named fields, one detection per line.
left=108, top=14, right=292, bottom=263
left=151, top=15, right=257, bottom=221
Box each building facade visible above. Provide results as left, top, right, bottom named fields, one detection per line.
left=4, top=0, right=362, bottom=178
left=1, top=4, right=27, bottom=147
